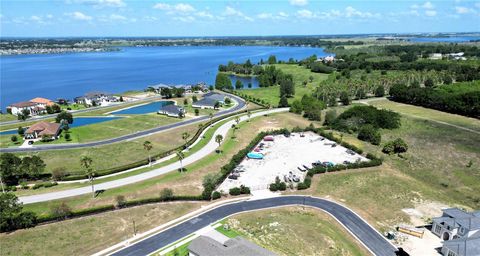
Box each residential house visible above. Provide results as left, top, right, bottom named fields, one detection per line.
left=148, top=84, right=172, bottom=94
left=157, top=104, right=185, bottom=118
left=192, top=97, right=219, bottom=109
left=203, top=92, right=227, bottom=103
left=432, top=208, right=480, bottom=256
left=74, top=92, right=118, bottom=107
left=7, top=101, right=45, bottom=116
left=30, top=97, right=55, bottom=107
left=430, top=53, right=443, bottom=60
left=187, top=235, right=276, bottom=256
left=24, top=121, right=61, bottom=140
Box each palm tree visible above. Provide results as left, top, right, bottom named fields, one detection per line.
left=247, top=111, right=251, bottom=122
left=209, top=113, right=214, bottom=123
left=176, top=150, right=185, bottom=172
left=181, top=132, right=190, bottom=146
left=235, top=116, right=240, bottom=126
left=143, top=141, right=153, bottom=166
left=215, top=134, right=223, bottom=153
left=80, top=156, right=95, bottom=198
left=231, top=124, right=236, bottom=138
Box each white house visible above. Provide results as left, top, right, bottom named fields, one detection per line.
left=7, top=101, right=45, bottom=116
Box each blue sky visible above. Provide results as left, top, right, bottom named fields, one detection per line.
left=1, top=0, right=479, bottom=37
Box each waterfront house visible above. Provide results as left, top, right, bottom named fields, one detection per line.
left=157, top=104, right=185, bottom=118
left=74, top=92, right=118, bottom=107
left=192, top=97, right=219, bottom=109
left=431, top=208, right=480, bottom=256
left=30, top=97, right=55, bottom=107
left=202, top=92, right=226, bottom=104
left=7, top=101, right=45, bottom=116
left=24, top=121, right=61, bottom=140
left=187, top=235, right=276, bottom=256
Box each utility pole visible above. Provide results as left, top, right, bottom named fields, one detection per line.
left=133, top=220, right=137, bottom=236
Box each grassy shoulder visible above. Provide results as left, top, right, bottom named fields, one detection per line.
left=0, top=202, right=204, bottom=256
left=239, top=64, right=328, bottom=106
left=220, top=207, right=369, bottom=256
left=292, top=102, right=480, bottom=233
left=22, top=112, right=315, bottom=216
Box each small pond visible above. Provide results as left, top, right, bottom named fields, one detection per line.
left=111, top=101, right=173, bottom=115
left=229, top=75, right=260, bottom=89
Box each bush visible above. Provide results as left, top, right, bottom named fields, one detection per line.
left=340, top=91, right=350, bottom=105
left=240, top=185, right=250, bottom=194
left=332, top=105, right=401, bottom=132
left=65, top=133, right=71, bottom=141
left=50, top=202, right=72, bottom=219
left=229, top=187, right=241, bottom=196
left=382, top=138, right=408, bottom=154
left=375, top=85, right=385, bottom=97
left=52, top=167, right=67, bottom=181
left=357, top=125, right=381, bottom=145
left=323, top=109, right=337, bottom=126
left=212, top=191, right=221, bottom=200
left=1, top=193, right=37, bottom=232
left=115, top=195, right=127, bottom=208
left=160, top=188, right=174, bottom=200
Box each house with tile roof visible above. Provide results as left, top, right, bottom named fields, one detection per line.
left=24, top=121, right=61, bottom=140
left=7, top=101, right=45, bottom=116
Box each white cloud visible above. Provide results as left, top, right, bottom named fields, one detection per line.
left=173, top=16, right=195, bottom=22
left=223, top=6, right=253, bottom=21
left=290, top=0, right=308, bottom=6
left=174, top=3, right=195, bottom=12
left=410, top=4, right=419, bottom=9
left=67, top=0, right=125, bottom=8
left=425, top=10, right=437, bottom=16
left=278, top=12, right=289, bottom=18
left=422, top=1, right=435, bottom=9
left=153, top=3, right=195, bottom=12
left=66, top=11, right=93, bottom=21
left=455, top=6, right=475, bottom=14
left=196, top=11, right=214, bottom=19
left=153, top=3, right=170, bottom=10
left=109, top=14, right=126, bottom=20
left=296, top=9, right=314, bottom=18
left=257, top=12, right=289, bottom=20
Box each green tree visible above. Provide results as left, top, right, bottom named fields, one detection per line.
left=267, top=55, right=277, bottom=64
left=235, top=80, right=243, bottom=90
left=356, top=88, right=366, bottom=99
left=160, top=188, right=174, bottom=200
left=289, top=100, right=303, bottom=114
left=247, top=110, right=251, bottom=122
left=176, top=150, right=185, bottom=172
left=183, top=98, right=188, bottom=106
left=17, top=126, right=24, bottom=136
left=10, top=135, right=18, bottom=143
left=278, top=95, right=289, bottom=107
left=357, top=125, right=381, bottom=145
left=214, top=101, right=221, bottom=110
left=424, top=78, right=435, bottom=88
left=0, top=193, right=37, bottom=232
left=192, top=95, right=198, bottom=102
left=235, top=116, right=240, bottom=126
left=215, top=134, right=223, bottom=153
left=55, top=111, right=73, bottom=124
left=0, top=153, right=22, bottom=187
left=231, top=124, right=236, bottom=138
left=181, top=132, right=190, bottom=146
left=18, top=109, right=30, bottom=121
left=202, top=173, right=218, bottom=200
left=20, top=156, right=45, bottom=180
left=324, top=109, right=337, bottom=126
left=339, top=91, right=350, bottom=105
left=375, top=85, right=385, bottom=97
left=194, top=108, right=199, bottom=116
left=143, top=141, right=153, bottom=166
left=215, top=73, right=232, bottom=90
left=209, top=112, right=214, bottom=122
left=80, top=156, right=95, bottom=198
left=309, top=75, right=314, bottom=82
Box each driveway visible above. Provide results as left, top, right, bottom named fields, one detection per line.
left=110, top=196, right=398, bottom=256
left=18, top=108, right=288, bottom=204
left=0, top=93, right=246, bottom=153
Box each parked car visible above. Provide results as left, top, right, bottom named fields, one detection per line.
left=228, top=175, right=238, bottom=180
left=302, top=164, right=311, bottom=170
left=298, top=167, right=306, bottom=172
left=292, top=175, right=300, bottom=182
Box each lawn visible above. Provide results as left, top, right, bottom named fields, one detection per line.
left=0, top=133, right=24, bottom=148
left=0, top=113, right=17, bottom=122
left=0, top=202, right=204, bottom=256
left=22, top=112, right=316, bottom=216
left=293, top=103, right=480, bottom=233
left=239, top=64, right=329, bottom=106
left=221, top=207, right=369, bottom=256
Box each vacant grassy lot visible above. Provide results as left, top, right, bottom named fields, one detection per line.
left=221, top=207, right=368, bottom=256
left=240, top=64, right=328, bottom=106
left=294, top=103, right=480, bottom=232
left=23, top=112, right=316, bottom=216
left=0, top=202, right=203, bottom=256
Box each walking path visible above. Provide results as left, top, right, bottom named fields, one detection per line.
left=18, top=108, right=288, bottom=204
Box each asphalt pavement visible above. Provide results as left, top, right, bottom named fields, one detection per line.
left=111, top=196, right=398, bottom=256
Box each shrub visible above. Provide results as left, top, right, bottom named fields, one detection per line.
left=115, top=195, right=127, bottom=208
left=382, top=138, right=408, bottom=154
left=212, top=191, right=221, bottom=200
left=323, top=109, right=337, bottom=126
left=65, top=133, right=71, bottom=141
left=160, top=188, right=174, bottom=200
left=10, top=135, right=18, bottom=143
left=52, top=167, right=67, bottom=181
left=240, top=185, right=250, bottom=194
left=269, top=183, right=278, bottom=192
left=229, top=187, right=241, bottom=196
left=375, top=85, right=385, bottom=97
left=0, top=193, right=38, bottom=232
left=339, top=91, right=350, bottom=105
left=332, top=105, right=401, bottom=132
left=50, top=202, right=72, bottom=219
left=357, top=125, right=381, bottom=145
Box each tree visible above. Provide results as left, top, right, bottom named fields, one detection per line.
left=215, top=134, right=223, bottom=153
left=160, top=188, right=174, bottom=200
left=80, top=156, right=95, bottom=198
left=324, top=109, right=337, bottom=126
left=267, top=55, right=277, bottom=64
left=356, top=88, right=366, bottom=99
left=209, top=112, right=214, bottom=122
left=278, top=95, right=289, bottom=107
left=119, top=96, right=124, bottom=102
left=214, top=73, right=232, bottom=90
left=0, top=193, right=37, bottom=232
left=309, top=75, right=314, bottom=82
left=17, top=126, right=24, bottom=136
left=235, top=80, right=243, bottom=90
left=289, top=100, right=303, bottom=114
left=143, top=141, right=153, bottom=166
left=55, top=111, right=73, bottom=124
left=176, top=150, right=185, bottom=172
left=183, top=98, right=188, bottom=106
left=382, top=138, right=408, bottom=155
left=339, top=91, right=350, bottom=105
left=247, top=111, right=251, bottom=122
left=214, top=101, right=220, bottom=110
left=0, top=153, right=22, bottom=187
left=10, top=135, right=18, bottom=143
left=181, top=132, right=190, bottom=146
left=194, top=108, right=199, bottom=116
left=52, top=167, right=66, bottom=181
left=192, top=95, right=198, bottom=102
left=65, top=133, right=71, bottom=141
left=357, top=125, right=381, bottom=145
left=375, top=85, right=385, bottom=97
left=235, top=116, right=240, bottom=126
left=20, top=156, right=45, bottom=180
left=225, top=97, right=231, bottom=105
left=231, top=124, right=236, bottom=138
left=18, top=109, right=30, bottom=121
left=202, top=173, right=218, bottom=200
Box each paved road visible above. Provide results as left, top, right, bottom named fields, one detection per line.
left=18, top=108, right=288, bottom=204
left=111, top=196, right=398, bottom=256
left=0, top=95, right=163, bottom=126
left=0, top=93, right=246, bottom=153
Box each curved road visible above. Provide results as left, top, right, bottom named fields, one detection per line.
left=19, top=108, right=288, bottom=204
left=0, top=93, right=246, bottom=153
left=111, top=196, right=398, bottom=256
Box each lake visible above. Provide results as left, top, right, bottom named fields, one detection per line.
left=0, top=46, right=327, bottom=110
left=408, top=36, right=480, bottom=43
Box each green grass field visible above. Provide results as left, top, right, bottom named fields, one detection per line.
left=239, top=64, right=328, bottom=106
left=222, top=207, right=368, bottom=256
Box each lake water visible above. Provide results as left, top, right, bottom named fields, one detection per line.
left=409, top=36, right=480, bottom=43
left=111, top=101, right=173, bottom=115
left=0, top=116, right=122, bottom=135
left=0, top=46, right=327, bottom=110
left=229, top=75, right=260, bottom=89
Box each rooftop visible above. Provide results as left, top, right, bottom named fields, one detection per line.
left=30, top=97, right=54, bottom=106
left=188, top=236, right=276, bottom=256
left=9, top=101, right=38, bottom=108
left=25, top=121, right=61, bottom=136
left=159, top=104, right=184, bottom=115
